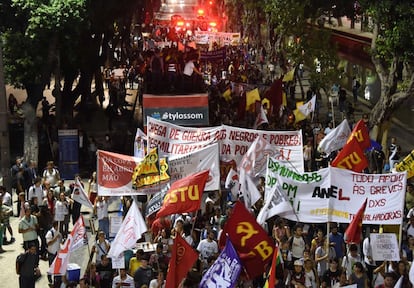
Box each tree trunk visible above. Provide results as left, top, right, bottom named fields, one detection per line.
left=21, top=89, right=39, bottom=164
left=0, top=43, right=11, bottom=190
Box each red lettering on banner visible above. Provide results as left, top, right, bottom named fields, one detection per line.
left=169, top=128, right=180, bottom=140
left=268, top=134, right=301, bottom=146
left=148, top=123, right=166, bottom=137
left=214, top=129, right=226, bottom=141
left=181, top=130, right=211, bottom=141
left=234, top=144, right=248, bottom=155
left=229, top=130, right=258, bottom=142
left=338, top=189, right=350, bottom=201
left=368, top=199, right=386, bottom=207
left=378, top=174, right=404, bottom=183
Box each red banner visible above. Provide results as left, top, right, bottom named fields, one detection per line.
left=344, top=198, right=367, bottom=244
left=157, top=170, right=210, bottom=218
left=347, top=120, right=371, bottom=150
left=331, top=137, right=368, bottom=172
left=165, top=233, right=199, bottom=288
left=221, top=201, right=274, bottom=279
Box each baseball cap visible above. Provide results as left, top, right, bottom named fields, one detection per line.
left=294, top=260, right=303, bottom=266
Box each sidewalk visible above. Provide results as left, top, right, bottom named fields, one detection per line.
left=0, top=179, right=123, bottom=287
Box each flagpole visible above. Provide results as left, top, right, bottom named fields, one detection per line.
left=325, top=222, right=330, bottom=275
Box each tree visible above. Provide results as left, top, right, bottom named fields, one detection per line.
left=1, top=0, right=86, bottom=162
left=359, top=0, right=414, bottom=147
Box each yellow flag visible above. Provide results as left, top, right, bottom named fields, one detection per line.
left=246, top=88, right=261, bottom=111
left=222, top=88, right=232, bottom=102
left=396, top=149, right=414, bottom=178
left=282, top=91, right=287, bottom=107
left=282, top=69, right=295, bottom=82
left=293, top=109, right=307, bottom=123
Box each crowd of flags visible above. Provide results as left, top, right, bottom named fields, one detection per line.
left=46, top=96, right=414, bottom=287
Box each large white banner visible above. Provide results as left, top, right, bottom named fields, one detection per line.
left=97, top=144, right=220, bottom=196
left=265, top=157, right=406, bottom=225
left=147, top=117, right=304, bottom=173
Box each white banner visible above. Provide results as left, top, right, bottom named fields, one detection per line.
left=265, top=158, right=406, bottom=224
left=97, top=144, right=220, bottom=196
left=370, top=233, right=400, bottom=261
left=194, top=31, right=241, bottom=46
left=147, top=117, right=304, bottom=173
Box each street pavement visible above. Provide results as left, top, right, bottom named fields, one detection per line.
left=0, top=180, right=122, bottom=287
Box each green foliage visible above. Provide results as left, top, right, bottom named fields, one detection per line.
left=360, top=0, right=414, bottom=64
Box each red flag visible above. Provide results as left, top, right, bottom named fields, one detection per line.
left=344, top=198, right=367, bottom=244
left=48, top=215, right=88, bottom=275
left=347, top=120, right=371, bottom=150
left=331, top=137, right=368, bottom=172
left=220, top=201, right=274, bottom=279
left=156, top=170, right=210, bottom=218
left=165, top=233, right=199, bottom=288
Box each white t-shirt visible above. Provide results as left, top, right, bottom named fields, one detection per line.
left=197, top=239, right=218, bottom=260
left=28, top=184, right=45, bottom=204
left=112, top=274, right=134, bottom=288
left=96, top=200, right=109, bottom=220
left=95, top=239, right=110, bottom=263
left=45, top=227, right=61, bottom=254
left=291, top=236, right=306, bottom=258
left=149, top=279, right=166, bottom=288
left=54, top=200, right=69, bottom=222
left=2, top=192, right=12, bottom=206
left=43, top=168, right=60, bottom=186
left=183, top=61, right=195, bottom=76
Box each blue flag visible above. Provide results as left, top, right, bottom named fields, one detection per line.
left=199, top=237, right=242, bottom=288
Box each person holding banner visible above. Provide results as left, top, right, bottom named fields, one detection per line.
left=45, top=221, right=62, bottom=286
left=94, top=196, right=110, bottom=239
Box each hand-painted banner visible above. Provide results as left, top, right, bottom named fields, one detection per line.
left=265, top=157, right=406, bottom=224
left=147, top=117, right=304, bottom=173
left=97, top=145, right=219, bottom=196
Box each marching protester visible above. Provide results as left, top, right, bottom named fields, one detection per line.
left=94, top=196, right=110, bottom=239
left=0, top=187, right=14, bottom=245
left=45, top=221, right=61, bottom=286
left=92, top=231, right=111, bottom=265
left=18, top=204, right=39, bottom=264
left=16, top=242, right=40, bottom=288
left=5, top=31, right=414, bottom=288
left=0, top=193, right=13, bottom=251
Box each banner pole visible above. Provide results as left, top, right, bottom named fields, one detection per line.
left=326, top=222, right=330, bottom=272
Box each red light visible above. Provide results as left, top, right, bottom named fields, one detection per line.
left=209, top=0, right=213, bottom=4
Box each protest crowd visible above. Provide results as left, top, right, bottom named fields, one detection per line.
left=4, top=36, right=414, bottom=288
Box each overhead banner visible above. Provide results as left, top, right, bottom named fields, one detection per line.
left=143, top=94, right=209, bottom=126
left=265, top=157, right=406, bottom=225
left=194, top=31, right=241, bottom=46
left=147, top=117, right=304, bottom=173
left=97, top=145, right=219, bottom=196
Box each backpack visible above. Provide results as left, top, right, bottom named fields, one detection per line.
left=16, top=252, right=28, bottom=275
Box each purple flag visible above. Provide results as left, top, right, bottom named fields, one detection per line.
left=200, top=237, right=242, bottom=288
